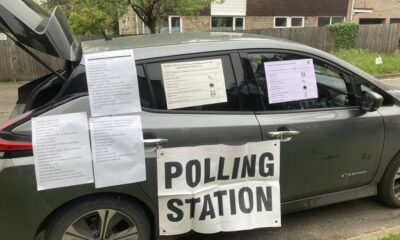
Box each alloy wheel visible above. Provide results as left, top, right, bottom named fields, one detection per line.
left=62, top=209, right=138, bottom=240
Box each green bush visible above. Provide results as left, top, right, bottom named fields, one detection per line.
left=328, top=22, right=359, bottom=49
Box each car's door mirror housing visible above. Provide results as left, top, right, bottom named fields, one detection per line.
left=361, top=91, right=383, bottom=112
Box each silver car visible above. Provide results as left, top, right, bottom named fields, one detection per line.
left=2, top=1, right=400, bottom=240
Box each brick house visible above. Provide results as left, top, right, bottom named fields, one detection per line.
left=119, top=0, right=351, bottom=35
left=352, top=0, right=400, bottom=24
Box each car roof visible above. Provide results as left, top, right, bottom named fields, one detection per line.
left=82, top=32, right=307, bottom=60
left=81, top=32, right=384, bottom=89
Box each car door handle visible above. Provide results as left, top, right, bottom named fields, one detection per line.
left=144, top=138, right=168, bottom=147
left=267, top=131, right=301, bottom=142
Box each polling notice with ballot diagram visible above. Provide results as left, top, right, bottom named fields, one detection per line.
left=157, top=141, right=281, bottom=235
left=90, top=115, right=146, bottom=188
left=85, top=49, right=141, bottom=117
left=32, top=112, right=94, bottom=191
left=161, top=59, right=227, bottom=109
left=264, top=59, right=318, bottom=104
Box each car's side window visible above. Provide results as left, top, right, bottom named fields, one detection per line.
left=137, top=65, right=153, bottom=108
left=245, top=53, right=356, bottom=111
left=143, top=55, right=242, bottom=111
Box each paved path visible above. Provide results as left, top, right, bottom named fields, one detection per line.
left=381, top=78, right=400, bottom=89
left=179, top=197, right=400, bottom=240
left=0, top=82, right=24, bottom=123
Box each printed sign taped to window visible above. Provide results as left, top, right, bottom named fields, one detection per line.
left=157, top=141, right=281, bottom=235
left=85, top=49, right=141, bottom=117
left=161, top=59, right=228, bottom=109
left=265, top=59, right=318, bottom=104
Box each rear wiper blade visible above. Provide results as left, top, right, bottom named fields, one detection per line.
left=3, top=31, right=67, bottom=82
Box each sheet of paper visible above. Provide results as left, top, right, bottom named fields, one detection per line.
left=0, top=33, right=7, bottom=41
left=161, top=59, right=227, bottom=109
left=85, top=49, right=141, bottom=117
left=90, top=115, right=146, bottom=188
left=375, top=56, right=383, bottom=65
left=32, top=112, right=93, bottom=191
left=157, top=141, right=281, bottom=235
left=264, top=59, right=318, bottom=104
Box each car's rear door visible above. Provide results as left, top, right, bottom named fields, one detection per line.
left=135, top=52, right=262, bottom=205
left=240, top=51, right=385, bottom=202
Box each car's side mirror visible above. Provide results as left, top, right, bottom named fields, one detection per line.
left=361, top=91, right=383, bottom=112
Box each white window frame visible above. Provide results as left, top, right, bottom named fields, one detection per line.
left=274, top=16, right=305, bottom=28
left=318, top=16, right=345, bottom=26
left=142, top=16, right=183, bottom=34
left=210, top=16, right=246, bottom=31
left=168, top=16, right=183, bottom=33
left=125, top=17, right=129, bottom=29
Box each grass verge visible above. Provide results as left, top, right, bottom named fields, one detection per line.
left=380, top=234, right=400, bottom=240
left=333, top=49, right=400, bottom=76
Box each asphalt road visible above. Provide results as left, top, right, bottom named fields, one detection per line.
left=2, top=79, right=400, bottom=240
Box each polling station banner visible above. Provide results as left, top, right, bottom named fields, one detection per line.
left=157, top=141, right=281, bottom=235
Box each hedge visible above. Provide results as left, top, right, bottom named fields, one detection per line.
left=328, top=22, right=359, bottom=49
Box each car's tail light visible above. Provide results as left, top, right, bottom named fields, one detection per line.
left=0, top=138, right=32, bottom=152
left=0, top=111, right=33, bottom=152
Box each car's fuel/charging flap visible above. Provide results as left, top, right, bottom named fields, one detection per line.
left=0, top=0, right=81, bottom=62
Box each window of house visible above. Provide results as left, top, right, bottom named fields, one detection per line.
left=274, top=17, right=304, bottom=28
left=390, top=18, right=400, bottom=24
left=211, top=16, right=245, bottom=32
left=143, top=55, right=243, bottom=111
left=170, top=17, right=181, bottom=32
left=144, top=16, right=182, bottom=34
left=245, top=53, right=356, bottom=111
left=318, top=17, right=345, bottom=27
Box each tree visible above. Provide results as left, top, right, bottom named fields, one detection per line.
left=126, top=0, right=220, bottom=34
left=43, top=0, right=124, bottom=35
left=43, top=0, right=221, bottom=35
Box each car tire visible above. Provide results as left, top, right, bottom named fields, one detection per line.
left=379, top=154, right=400, bottom=208
left=46, top=195, right=151, bottom=240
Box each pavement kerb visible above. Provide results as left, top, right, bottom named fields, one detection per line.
left=347, top=225, right=400, bottom=240
left=375, top=74, right=400, bottom=81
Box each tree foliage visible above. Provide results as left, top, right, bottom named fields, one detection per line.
left=43, top=0, right=219, bottom=35
left=127, top=0, right=218, bottom=34
left=43, top=0, right=124, bottom=35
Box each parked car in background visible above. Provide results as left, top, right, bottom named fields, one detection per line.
left=2, top=1, right=400, bottom=240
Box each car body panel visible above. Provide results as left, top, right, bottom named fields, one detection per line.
left=373, top=106, right=400, bottom=183
left=0, top=1, right=81, bottom=61
left=0, top=156, right=155, bottom=240
left=256, top=108, right=385, bottom=202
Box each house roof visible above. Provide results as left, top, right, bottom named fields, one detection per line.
left=246, top=0, right=350, bottom=17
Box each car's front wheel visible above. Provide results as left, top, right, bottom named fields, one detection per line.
left=379, top=154, right=400, bottom=208
left=46, top=196, right=151, bottom=240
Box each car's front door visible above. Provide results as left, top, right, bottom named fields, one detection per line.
left=241, top=51, right=385, bottom=202
left=135, top=53, right=262, bottom=205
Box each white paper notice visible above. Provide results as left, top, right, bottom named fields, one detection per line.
left=32, top=112, right=93, bottom=191
left=85, top=49, right=141, bottom=117
left=375, top=56, right=383, bottom=65
left=265, top=59, right=318, bottom=104
left=0, top=33, right=7, bottom=41
left=161, top=59, right=227, bottom=109
left=90, top=115, right=146, bottom=188
left=157, top=141, right=281, bottom=235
